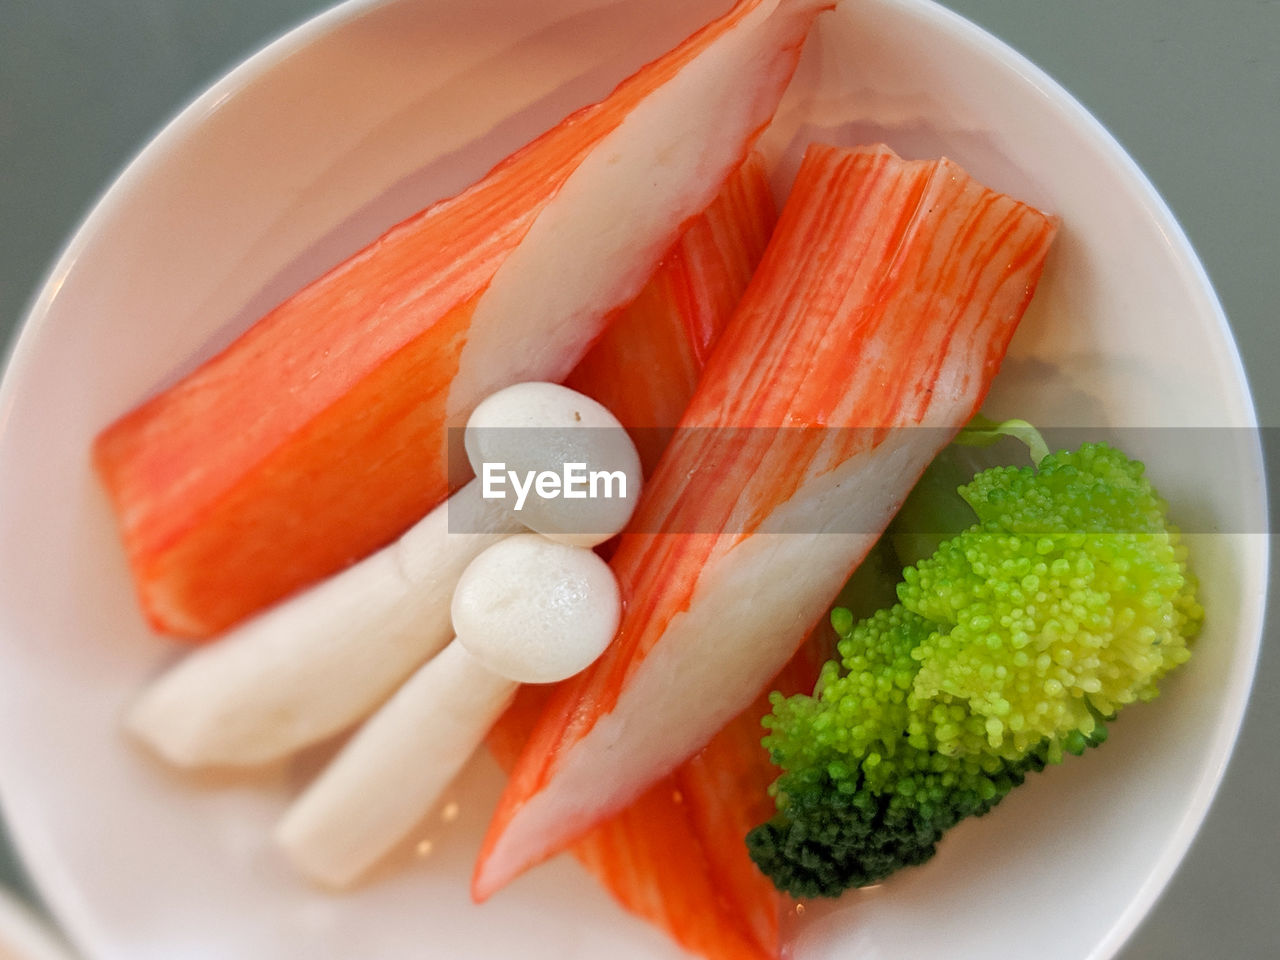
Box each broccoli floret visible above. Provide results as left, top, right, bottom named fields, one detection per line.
left=747, top=441, right=1199, bottom=898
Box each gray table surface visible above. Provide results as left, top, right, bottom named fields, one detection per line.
left=1, top=0, right=1276, bottom=957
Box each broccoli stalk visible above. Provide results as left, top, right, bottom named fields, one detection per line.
left=746, top=431, right=1202, bottom=899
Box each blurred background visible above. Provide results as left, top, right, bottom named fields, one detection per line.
left=1, top=0, right=1276, bottom=956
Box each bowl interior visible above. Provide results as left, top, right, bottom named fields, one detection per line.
left=0, top=1, right=1265, bottom=959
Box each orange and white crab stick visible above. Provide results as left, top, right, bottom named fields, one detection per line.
left=94, top=0, right=831, bottom=639
left=474, top=143, right=1059, bottom=899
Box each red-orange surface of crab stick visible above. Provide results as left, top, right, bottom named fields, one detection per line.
left=489, top=633, right=827, bottom=960
left=487, top=149, right=782, bottom=959
left=474, top=142, right=1059, bottom=900
left=93, top=0, right=830, bottom=638
left=565, top=151, right=778, bottom=477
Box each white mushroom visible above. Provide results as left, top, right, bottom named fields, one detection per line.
left=275, top=535, right=621, bottom=888
left=451, top=534, right=621, bottom=683
left=465, top=382, right=642, bottom=547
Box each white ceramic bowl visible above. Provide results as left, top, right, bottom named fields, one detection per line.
left=0, top=890, right=75, bottom=960
left=0, top=1, right=1266, bottom=959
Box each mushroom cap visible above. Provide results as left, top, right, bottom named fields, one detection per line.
left=451, top=534, right=621, bottom=684
left=464, top=382, right=642, bottom=547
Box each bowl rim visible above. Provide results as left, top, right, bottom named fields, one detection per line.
left=0, top=1, right=1267, bottom=959
left=0, top=888, right=76, bottom=960
left=889, top=9, right=1267, bottom=957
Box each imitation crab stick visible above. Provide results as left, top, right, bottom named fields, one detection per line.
left=481, top=154, right=780, bottom=958
left=123, top=153, right=776, bottom=770
left=93, top=0, right=830, bottom=638
left=558, top=551, right=894, bottom=960
left=473, top=143, right=1059, bottom=899
left=489, top=629, right=829, bottom=960
left=564, top=151, right=778, bottom=476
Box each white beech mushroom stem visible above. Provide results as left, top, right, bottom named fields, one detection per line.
left=276, top=534, right=621, bottom=887
left=125, top=480, right=522, bottom=768
left=275, top=640, right=517, bottom=889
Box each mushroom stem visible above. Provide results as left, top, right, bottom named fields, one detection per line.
left=126, top=480, right=521, bottom=767
left=276, top=532, right=622, bottom=888
left=276, top=640, right=517, bottom=889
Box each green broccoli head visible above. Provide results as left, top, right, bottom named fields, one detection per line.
left=747, top=606, right=1037, bottom=897
left=747, top=442, right=1199, bottom=898
left=744, top=766, right=953, bottom=898
left=904, top=443, right=1202, bottom=758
